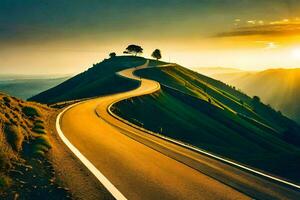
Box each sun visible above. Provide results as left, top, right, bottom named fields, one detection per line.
left=291, top=48, right=300, bottom=59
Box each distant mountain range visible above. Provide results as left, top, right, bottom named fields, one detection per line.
left=196, top=67, right=300, bottom=124
left=0, top=76, right=69, bottom=100
left=193, top=67, right=247, bottom=76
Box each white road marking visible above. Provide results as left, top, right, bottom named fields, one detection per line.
left=56, top=59, right=300, bottom=200
left=109, top=62, right=300, bottom=191
left=56, top=102, right=127, bottom=200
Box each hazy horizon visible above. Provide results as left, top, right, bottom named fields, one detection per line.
left=2, top=63, right=300, bottom=76
left=2, top=0, right=300, bottom=74
left=0, top=72, right=73, bottom=77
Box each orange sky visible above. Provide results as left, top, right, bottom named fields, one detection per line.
left=1, top=1, right=300, bottom=75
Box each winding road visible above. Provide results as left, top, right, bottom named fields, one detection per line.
left=57, top=61, right=300, bottom=200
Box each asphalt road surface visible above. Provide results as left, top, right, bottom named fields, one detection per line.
left=59, top=61, right=300, bottom=200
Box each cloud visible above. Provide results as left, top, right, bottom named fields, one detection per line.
left=264, top=42, right=279, bottom=49
left=215, top=21, right=300, bottom=37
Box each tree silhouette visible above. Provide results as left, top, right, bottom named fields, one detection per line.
left=109, top=52, right=116, bottom=58
left=125, top=44, right=143, bottom=56
left=151, top=49, right=162, bottom=60
left=251, top=96, right=261, bottom=111
left=252, top=96, right=260, bottom=103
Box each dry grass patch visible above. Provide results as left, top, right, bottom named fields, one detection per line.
left=22, top=106, right=41, bottom=118
left=4, top=124, right=24, bottom=152
left=0, top=93, right=55, bottom=196
left=0, top=174, right=12, bottom=191
left=30, top=135, right=52, bottom=157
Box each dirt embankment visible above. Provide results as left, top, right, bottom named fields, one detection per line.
left=0, top=93, right=111, bottom=200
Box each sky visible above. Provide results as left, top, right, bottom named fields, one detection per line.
left=1, top=0, right=300, bottom=75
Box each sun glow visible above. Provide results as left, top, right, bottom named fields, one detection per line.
left=292, top=48, right=300, bottom=59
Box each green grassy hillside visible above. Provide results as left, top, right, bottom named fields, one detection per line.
left=29, top=56, right=145, bottom=103
left=113, top=64, right=300, bottom=183
left=135, top=65, right=299, bottom=132
left=207, top=68, right=300, bottom=124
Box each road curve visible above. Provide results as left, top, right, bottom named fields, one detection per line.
left=58, top=61, right=300, bottom=200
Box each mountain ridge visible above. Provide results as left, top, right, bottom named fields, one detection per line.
left=206, top=67, right=300, bottom=124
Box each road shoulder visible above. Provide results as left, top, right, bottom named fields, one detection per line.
left=47, top=109, right=113, bottom=200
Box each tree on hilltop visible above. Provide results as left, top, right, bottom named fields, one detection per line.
left=151, top=49, right=162, bottom=60
left=252, top=96, right=261, bottom=104
left=109, top=52, right=116, bottom=58
left=125, top=44, right=143, bottom=56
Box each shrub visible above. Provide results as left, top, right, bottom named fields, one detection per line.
left=35, top=136, right=51, bottom=148
left=109, top=52, right=116, bottom=58
left=252, top=96, right=261, bottom=104
left=4, top=113, right=9, bottom=119
left=0, top=148, right=12, bottom=171
left=33, top=124, right=44, bottom=130
left=32, top=127, right=46, bottom=134
left=9, top=118, right=17, bottom=125
left=34, top=119, right=44, bottom=126
left=35, top=119, right=44, bottom=124
left=22, top=106, right=40, bottom=117
left=4, top=124, right=24, bottom=152
left=2, top=96, right=10, bottom=103
left=32, top=144, right=49, bottom=156
left=31, top=136, right=52, bottom=157
left=0, top=175, right=12, bottom=190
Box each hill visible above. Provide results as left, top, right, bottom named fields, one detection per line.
left=30, top=56, right=145, bottom=103
left=0, top=76, right=69, bottom=100
left=0, top=93, right=70, bottom=199
left=209, top=68, right=300, bottom=124
left=112, top=63, right=300, bottom=183
left=31, top=56, right=300, bottom=183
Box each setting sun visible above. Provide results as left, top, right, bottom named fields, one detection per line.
left=292, top=48, right=300, bottom=59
